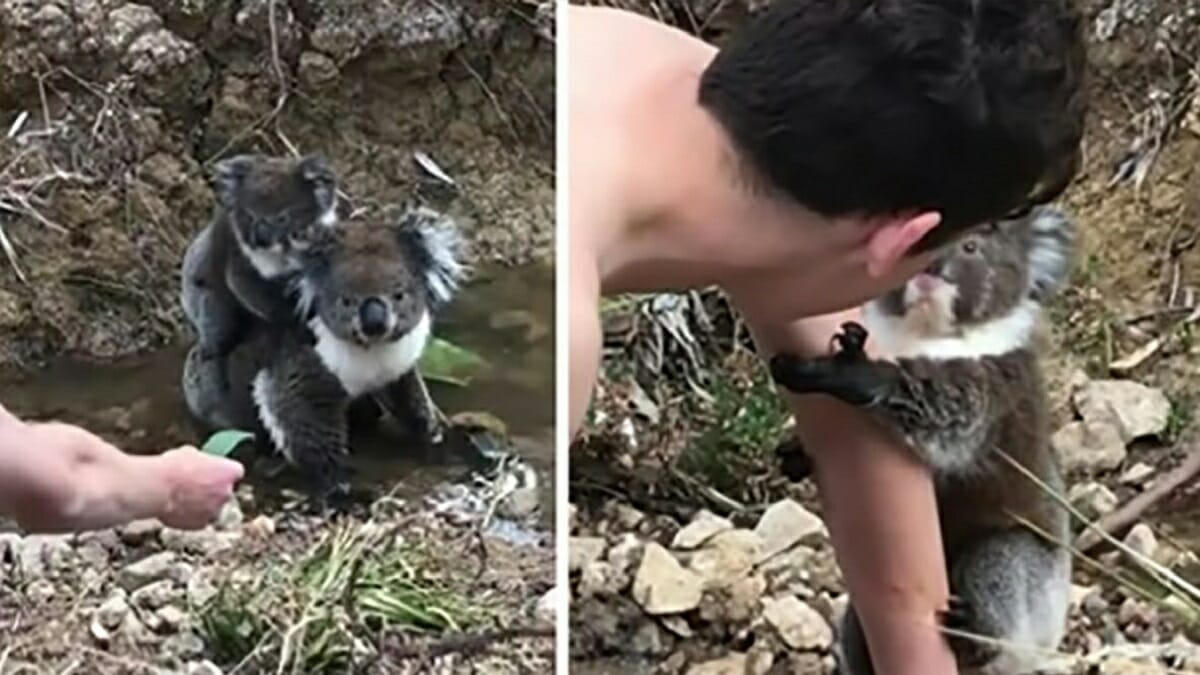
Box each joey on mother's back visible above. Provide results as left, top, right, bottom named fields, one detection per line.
left=770, top=206, right=1077, bottom=675
left=222, top=206, right=466, bottom=502
left=181, top=153, right=339, bottom=430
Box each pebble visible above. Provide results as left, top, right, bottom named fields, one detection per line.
left=534, top=586, right=559, bottom=627
left=1124, top=524, right=1158, bottom=560
left=186, top=660, right=224, bottom=675
left=569, top=537, right=607, bottom=572
left=120, top=551, right=179, bottom=590
left=1073, top=379, right=1171, bottom=442
left=753, top=499, right=826, bottom=562
left=688, top=529, right=761, bottom=589
left=1069, top=482, right=1120, bottom=520
left=686, top=652, right=747, bottom=675
left=1119, top=462, right=1156, bottom=486
left=119, top=518, right=164, bottom=546
left=632, top=542, right=703, bottom=615
left=155, top=605, right=187, bottom=633
left=243, top=515, right=276, bottom=539
left=215, top=498, right=244, bottom=530
left=187, top=571, right=219, bottom=607
left=1053, top=420, right=1128, bottom=475
left=132, top=579, right=180, bottom=609
left=762, top=595, right=833, bottom=651
left=672, top=510, right=733, bottom=550
left=97, top=592, right=131, bottom=630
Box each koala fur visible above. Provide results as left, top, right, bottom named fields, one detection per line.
left=769, top=206, right=1077, bottom=675
left=220, top=205, right=466, bottom=499
left=181, top=153, right=338, bottom=429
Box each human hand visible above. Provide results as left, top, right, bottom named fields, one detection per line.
left=154, top=446, right=244, bottom=529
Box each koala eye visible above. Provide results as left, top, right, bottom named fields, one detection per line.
left=338, top=297, right=354, bottom=310
left=961, top=239, right=980, bottom=255
left=392, top=291, right=406, bottom=302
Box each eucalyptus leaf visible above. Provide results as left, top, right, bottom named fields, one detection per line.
left=202, top=430, right=254, bottom=457
left=419, top=337, right=486, bottom=386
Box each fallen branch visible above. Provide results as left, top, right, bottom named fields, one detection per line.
left=384, top=626, right=554, bottom=660
left=1075, top=444, right=1200, bottom=553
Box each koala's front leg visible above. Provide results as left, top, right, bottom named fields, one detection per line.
left=255, top=349, right=353, bottom=503
left=375, top=369, right=445, bottom=444
left=768, top=322, right=901, bottom=407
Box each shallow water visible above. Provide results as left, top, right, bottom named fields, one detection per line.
left=0, top=263, right=555, bottom=523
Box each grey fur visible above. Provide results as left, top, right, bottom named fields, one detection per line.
left=770, top=206, right=1077, bottom=675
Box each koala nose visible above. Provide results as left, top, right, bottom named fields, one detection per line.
left=359, top=298, right=390, bottom=338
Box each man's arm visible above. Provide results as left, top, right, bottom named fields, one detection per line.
left=0, top=404, right=244, bottom=533
left=732, top=300, right=959, bottom=675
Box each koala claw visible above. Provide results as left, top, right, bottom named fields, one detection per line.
left=937, top=596, right=998, bottom=668
left=832, top=321, right=869, bottom=361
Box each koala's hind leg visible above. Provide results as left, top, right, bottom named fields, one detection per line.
left=944, top=530, right=1070, bottom=674
left=182, top=345, right=235, bottom=431
left=835, top=605, right=875, bottom=675
left=252, top=351, right=353, bottom=503
left=375, top=369, right=445, bottom=444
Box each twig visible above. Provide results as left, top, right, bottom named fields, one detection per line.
left=1075, top=444, right=1200, bottom=553
left=384, top=626, right=554, bottom=660
left=1109, top=304, right=1200, bottom=374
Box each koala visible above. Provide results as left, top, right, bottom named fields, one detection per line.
left=768, top=206, right=1077, bottom=675
left=220, top=205, right=466, bottom=500
left=180, top=153, right=338, bottom=429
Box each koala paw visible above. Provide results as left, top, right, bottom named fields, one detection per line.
left=831, top=321, right=869, bottom=361
left=937, top=596, right=1000, bottom=668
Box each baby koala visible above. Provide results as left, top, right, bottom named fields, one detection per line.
left=181, top=153, right=338, bottom=429
left=221, top=205, right=466, bottom=500
left=769, top=206, right=1076, bottom=675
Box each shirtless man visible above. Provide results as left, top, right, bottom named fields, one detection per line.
left=0, top=404, right=243, bottom=533
left=568, top=2, right=1086, bottom=673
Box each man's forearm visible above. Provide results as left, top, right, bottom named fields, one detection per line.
left=787, top=393, right=957, bottom=674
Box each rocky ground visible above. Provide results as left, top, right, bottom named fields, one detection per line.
left=570, top=0, right=1200, bottom=673
left=0, top=1, right=557, bottom=673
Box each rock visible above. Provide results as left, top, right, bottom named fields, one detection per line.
left=14, top=535, right=73, bottom=579
left=631, top=620, right=671, bottom=656
left=1053, top=420, right=1127, bottom=474
left=1069, top=482, right=1119, bottom=520
left=672, top=510, right=733, bottom=550
left=1119, top=462, right=1156, bottom=486
left=168, top=561, right=197, bottom=585
left=1074, top=380, right=1171, bottom=441
left=754, top=499, right=826, bottom=561
left=187, top=571, right=219, bottom=607
left=1081, top=587, right=1109, bottom=620
left=97, top=593, right=131, bottom=630
left=661, top=616, right=693, bottom=638
left=120, top=551, right=178, bottom=590
left=165, top=632, right=207, bottom=660
left=632, top=542, right=703, bottom=615
left=298, top=51, right=339, bottom=88
left=1124, top=523, right=1158, bottom=560
left=611, top=503, right=645, bottom=530
left=215, top=498, right=243, bottom=530
left=534, top=586, right=559, bottom=627
left=759, top=545, right=818, bottom=593
left=719, top=573, right=767, bottom=624
left=783, top=653, right=828, bottom=674
left=243, top=515, right=275, bottom=539
left=90, top=617, right=112, bottom=644
left=687, top=529, right=761, bottom=588
left=569, top=537, right=607, bottom=572
left=132, top=580, right=180, bottom=609
left=686, top=652, right=748, bottom=675
left=76, top=540, right=110, bottom=569
left=161, top=527, right=240, bottom=556
left=117, top=611, right=157, bottom=645
left=606, top=534, right=644, bottom=577
left=746, top=647, right=775, bottom=675
left=763, top=595, right=833, bottom=651
left=578, top=561, right=626, bottom=597
left=186, top=660, right=224, bottom=675
left=155, top=605, right=187, bottom=633
left=119, top=518, right=163, bottom=546
left=26, top=578, right=55, bottom=602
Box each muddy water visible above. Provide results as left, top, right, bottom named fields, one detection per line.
left=0, top=263, right=555, bottom=522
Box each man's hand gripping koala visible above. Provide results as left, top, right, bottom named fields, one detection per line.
left=767, top=206, right=1078, bottom=675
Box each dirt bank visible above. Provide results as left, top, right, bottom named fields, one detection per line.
left=0, top=0, right=554, bottom=370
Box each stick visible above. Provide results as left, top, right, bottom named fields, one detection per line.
left=384, top=626, right=554, bottom=660
left=1075, top=445, right=1200, bottom=553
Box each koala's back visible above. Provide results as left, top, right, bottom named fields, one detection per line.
left=934, top=349, right=1065, bottom=553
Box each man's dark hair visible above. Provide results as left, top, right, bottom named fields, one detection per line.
left=698, top=0, right=1087, bottom=252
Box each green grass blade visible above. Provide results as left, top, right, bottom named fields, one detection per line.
left=202, top=429, right=255, bottom=457
left=419, top=337, right=487, bottom=386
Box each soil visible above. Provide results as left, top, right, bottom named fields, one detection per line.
left=570, top=0, right=1200, bottom=672
left=0, top=0, right=555, bottom=371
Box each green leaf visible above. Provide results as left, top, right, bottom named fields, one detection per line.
left=202, top=429, right=254, bottom=457
left=419, top=337, right=487, bottom=386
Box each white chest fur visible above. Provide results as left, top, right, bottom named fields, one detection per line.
left=310, top=311, right=431, bottom=397
left=862, top=299, right=1039, bottom=360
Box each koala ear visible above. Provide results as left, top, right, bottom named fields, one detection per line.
left=296, top=154, right=338, bottom=220
left=212, top=155, right=257, bottom=208
left=1026, top=205, right=1077, bottom=301
left=394, top=205, right=467, bottom=309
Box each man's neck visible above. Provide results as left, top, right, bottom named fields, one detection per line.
left=596, top=64, right=866, bottom=296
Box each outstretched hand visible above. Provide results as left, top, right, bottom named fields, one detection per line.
left=155, top=445, right=245, bottom=530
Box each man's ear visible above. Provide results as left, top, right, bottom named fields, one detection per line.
left=864, top=211, right=941, bottom=278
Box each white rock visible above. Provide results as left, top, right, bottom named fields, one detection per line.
left=632, top=542, right=703, bottom=615
left=15, top=535, right=73, bottom=579
left=688, top=529, right=761, bottom=589
left=754, top=500, right=826, bottom=562
left=186, top=660, right=224, bottom=675
left=1074, top=380, right=1171, bottom=441
left=534, top=586, right=559, bottom=627
left=118, top=518, right=163, bottom=546
left=661, top=615, right=694, bottom=638
left=569, top=537, right=607, bottom=572
left=686, top=652, right=748, bottom=675
left=132, top=579, right=180, bottom=610
left=161, top=527, right=240, bottom=556
left=578, top=561, right=626, bottom=597
left=762, top=595, right=833, bottom=651
left=155, top=605, right=187, bottom=633
left=243, top=515, right=275, bottom=539
left=215, top=497, right=243, bottom=530
left=606, top=533, right=644, bottom=577
left=672, top=510, right=733, bottom=550
left=1068, top=482, right=1119, bottom=520
left=97, top=592, right=130, bottom=630
left=187, top=571, right=219, bottom=607
left=1123, top=523, right=1158, bottom=560
left=1119, top=462, right=1156, bottom=486
left=120, top=551, right=179, bottom=590
left=1053, top=420, right=1127, bottom=474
